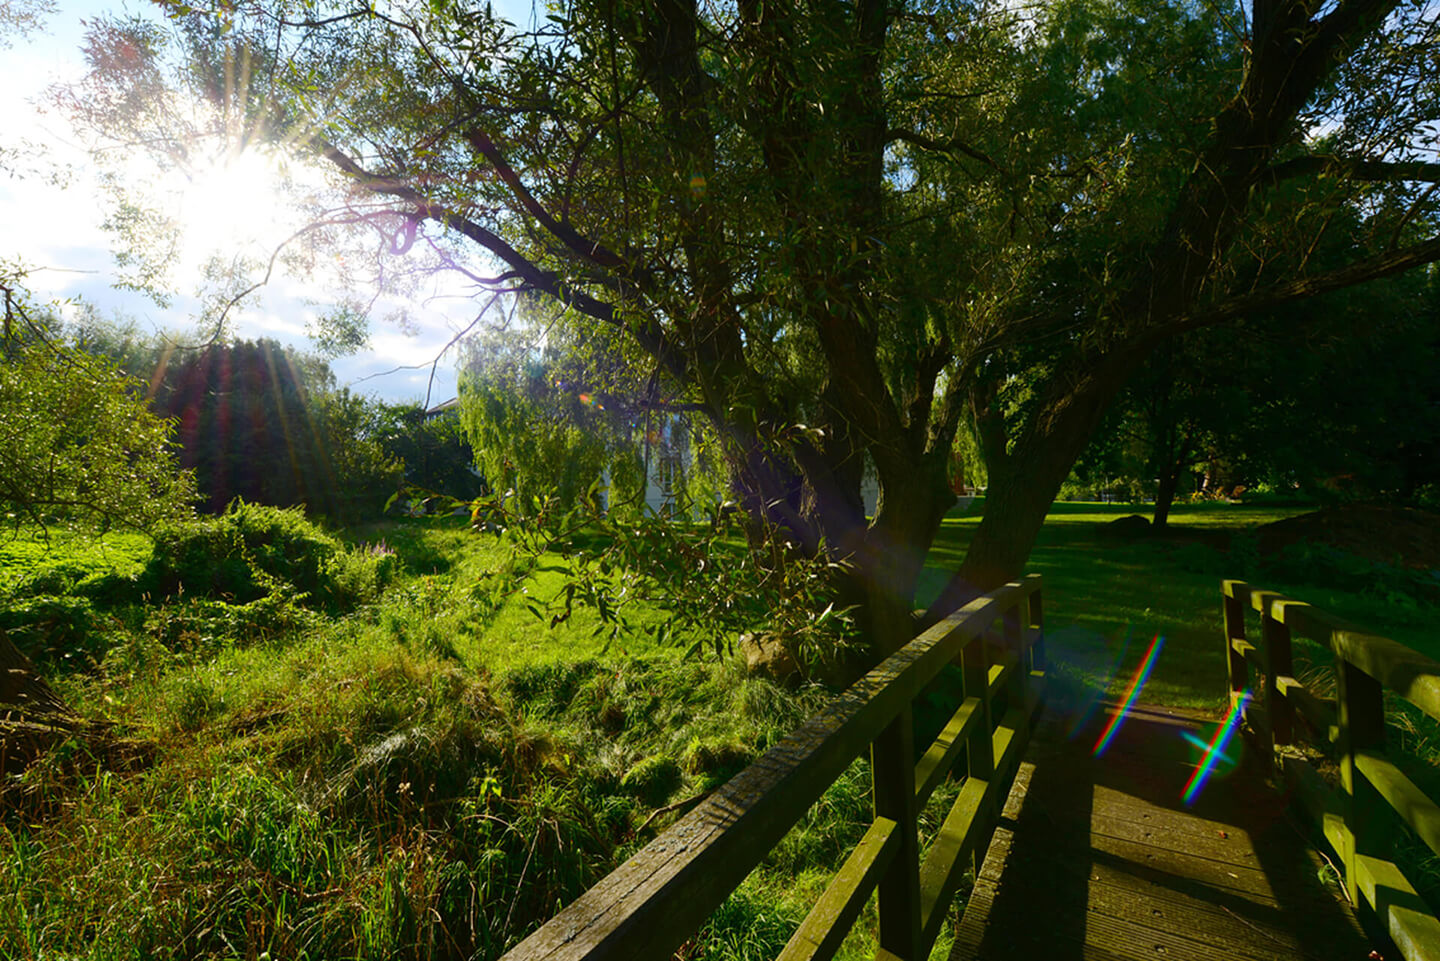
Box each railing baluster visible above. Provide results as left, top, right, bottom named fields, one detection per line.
left=1003, top=602, right=1025, bottom=704
left=962, top=627, right=995, bottom=877
left=1336, top=654, right=1388, bottom=910
left=1261, top=601, right=1295, bottom=760
left=873, top=709, right=922, bottom=959
left=1222, top=583, right=1249, bottom=719
left=1028, top=579, right=1045, bottom=673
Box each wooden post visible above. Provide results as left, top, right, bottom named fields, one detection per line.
left=872, top=710, right=922, bottom=959
left=1222, top=583, right=1249, bottom=718
left=1261, top=603, right=1294, bottom=755
left=1027, top=580, right=1045, bottom=673
left=1003, top=602, right=1025, bottom=703
left=961, top=630, right=995, bottom=875
left=1335, top=653, right=1388, bottom=909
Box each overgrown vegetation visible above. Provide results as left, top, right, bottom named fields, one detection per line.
left=5, top=495, right=1440, bottom=958
left=0, top=509, right=882, bottom=960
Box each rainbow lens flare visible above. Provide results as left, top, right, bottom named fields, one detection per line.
left=1092, top=634, right=1165, bottom=757
left=1179, top=730, right=1235, bottom=766
left=1181, top=691, right=1249, bottom=805
left=1064, top=625, right=1133, bottom=741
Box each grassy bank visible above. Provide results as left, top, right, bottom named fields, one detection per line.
left=0, top=514, right=885, bottom=961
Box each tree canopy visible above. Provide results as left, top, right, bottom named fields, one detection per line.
left=0, top=270, right=197, bottom=532
left=65, top=0, right=1440, bottom=655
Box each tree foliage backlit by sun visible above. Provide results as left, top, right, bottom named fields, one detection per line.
left=0, top=267, right=197, bottom=533
left=59, top=0, right=1440, bottom=657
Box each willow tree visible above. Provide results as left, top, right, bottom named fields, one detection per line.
left=70, top=0, right=1440, bottom=657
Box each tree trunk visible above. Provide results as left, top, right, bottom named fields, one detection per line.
left=921, top=350, right=1142, bottom=627
left=1152, top=465, right=1181, bottom=529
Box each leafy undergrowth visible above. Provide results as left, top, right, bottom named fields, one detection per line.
left=0, top=513, right=940, bottom=961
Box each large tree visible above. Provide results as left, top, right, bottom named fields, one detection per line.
left=65, top=0, right=1440, bottom=657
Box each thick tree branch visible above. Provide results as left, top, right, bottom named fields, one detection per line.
left=1173, top=232, right=1440, bottom=334
left=315, top=140, right=686, bottom=382
left=885, top=128, right=999, bottom=171
left=1264, top=155, right=1440, bottom=187
left=464, top=129, right=629, bottom=270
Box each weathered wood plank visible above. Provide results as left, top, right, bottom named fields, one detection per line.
left=954, top=700, right=1371, bottom=961
left=1355, top=749, right=1440, bottom=861
left=976, top=822, right=1355, bottom=925
left=962, top=880, right=1330, bottom=961
left=1228, top=581, right=1440, bottom=722
left=984, top=654, right=1016, bottom=704
left=917, top=681, right=1044, bottom=947
left=1280, top=676, right=1338, bottom=742
left=777, top=817, right=898, bottom=961
left=873, top=709, right=922, bottom=959
left=913, top=696, right=981, bottom=808
left=1223, top=583, right=1250, bottom=714
left=918, top=776, right=988, bottom=948
left=1355, top=852, right=1440, bottom=961
left=1263, top=609, right=1295, bottom=750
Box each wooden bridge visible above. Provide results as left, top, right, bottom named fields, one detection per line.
left=502, top=575, right=1440, bottom=961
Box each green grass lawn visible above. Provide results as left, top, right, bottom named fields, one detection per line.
left=922, top=499, right=1438, bottom=712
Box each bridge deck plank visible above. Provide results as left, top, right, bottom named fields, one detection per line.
left=950, top=702, right=1373, bottom=961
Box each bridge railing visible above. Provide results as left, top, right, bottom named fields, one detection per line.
left=1222, top=580, right=1440, bottom=961
left=502, top=574, right=1046, bottom=961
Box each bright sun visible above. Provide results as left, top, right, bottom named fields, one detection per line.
left=172, top=148, right=291, bottom=265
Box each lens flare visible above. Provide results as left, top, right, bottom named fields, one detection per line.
left=1092, top=634, right=1164, bottom=757
left=1064, top=625, right=1133, bottom=741
left=1180, top=730, right=1235, bottom=765
left=1181, top=691, right=1249, bottom=805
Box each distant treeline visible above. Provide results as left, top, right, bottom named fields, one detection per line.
left=74, top=326, right=482, bottom=521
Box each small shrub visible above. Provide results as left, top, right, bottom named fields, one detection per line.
left=324, top=548, right=397, bottom=608
left=681, top=737, right=754, bottom=789
left=620, top=755, right=681, bottom=806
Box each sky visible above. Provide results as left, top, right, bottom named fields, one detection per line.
left=1, top=0, right=534, bottom=406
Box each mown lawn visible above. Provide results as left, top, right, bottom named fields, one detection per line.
left=921, top=499, right=1438, bottom=712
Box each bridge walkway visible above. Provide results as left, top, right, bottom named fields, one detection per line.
left=951, top=700, right=1373, bottom=961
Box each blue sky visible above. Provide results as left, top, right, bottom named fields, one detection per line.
left=2, top=0, right=536, bottom=406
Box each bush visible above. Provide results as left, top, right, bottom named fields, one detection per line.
left=144, top=502, right=394, bottom=610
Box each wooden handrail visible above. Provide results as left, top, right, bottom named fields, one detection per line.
left=503, top=575, right=1046, bottom=961
left=1221, top=580, right=1440, bottom=961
